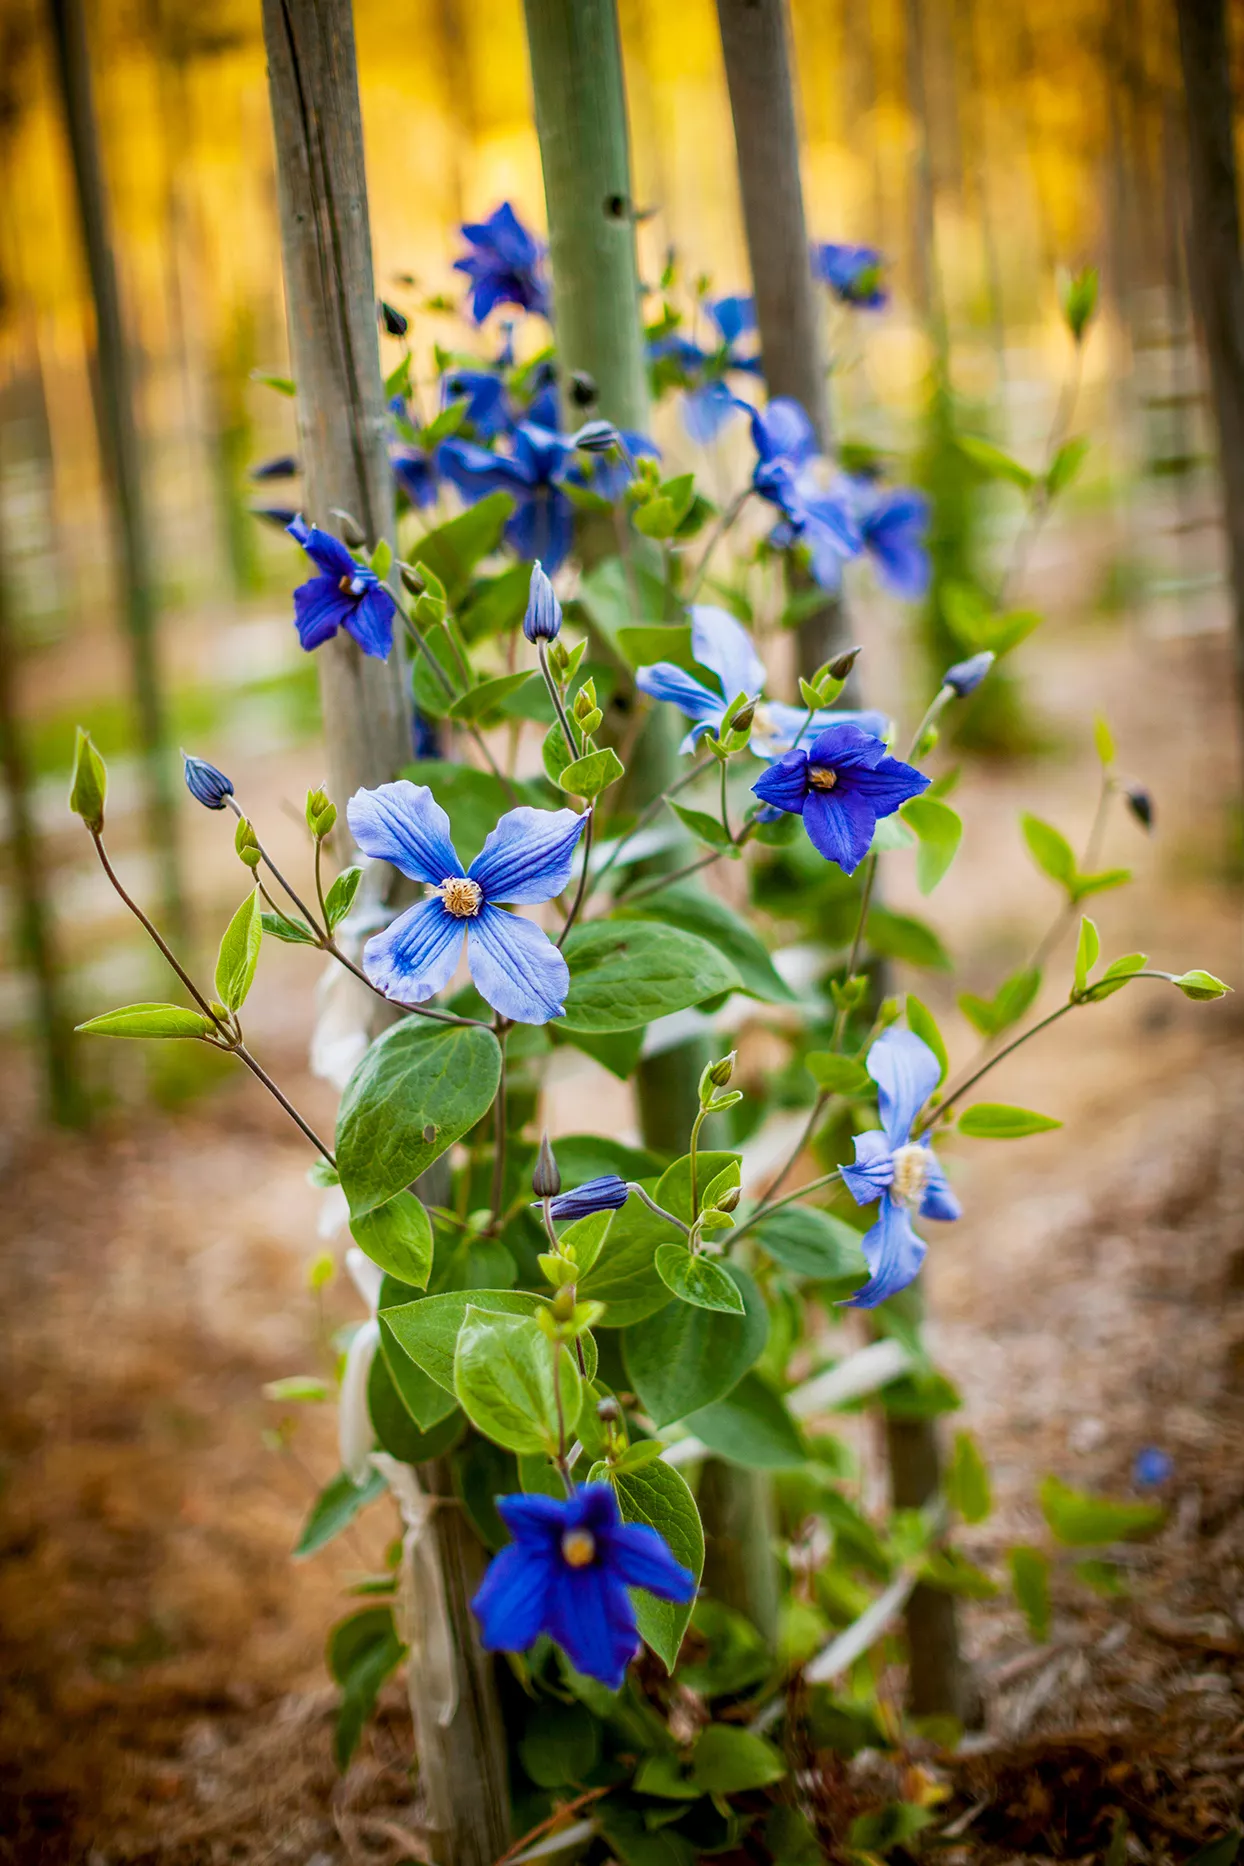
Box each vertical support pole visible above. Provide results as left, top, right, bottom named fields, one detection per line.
left=714, top=0, right=847, bottom=673
left=46, top=0, right=184, bottom=939
left=0, top=525, right=85, bottom=1128
left=1174, top=0, right=1244, bottom=738
left=715, top=0, right=971, bottom=1720
left=261, top=8, right=509, bottom=1859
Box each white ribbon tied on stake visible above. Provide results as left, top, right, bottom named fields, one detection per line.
left=372, top=1453, right=460, bottom=1731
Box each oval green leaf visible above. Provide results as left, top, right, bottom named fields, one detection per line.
left=654, top=1244, right=745, bottom=1314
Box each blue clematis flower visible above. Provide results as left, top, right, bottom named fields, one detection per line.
left=347, top=781, right=585, bottom=1023
left=471, top=1483, right=696, bottom=1687
left=286, top=517, right=397, bottom=660
left=440, top=421, right=576, bottom=571
left=744, top=399, right=862, bottom=589
left=751, top=722, right=929, bottom=873
left=392, top=446, right=440, bottom=510
left=683, top=296, right=761, bottom=443
left=182, top=752, right=234, bottom=811
left=839, top=478, right=931, bottom=600
left=441, top=365, right=512, bottom=439
left=637, top=605, right=886, bottom=759
left=812, top=242, right=888, bottom=308
left=524, top=561, right=562, bottom=642
left=454, top=202, right=550, bottom=324
left=839, top=1028, right=960, bottom=1308
left=548, top=1175, right=630, bottom=1221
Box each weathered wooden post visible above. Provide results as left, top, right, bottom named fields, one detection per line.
left=260, top=6, right=509, bottom=1856
left=46, top=0, right=185, bottom=939
left=1174, top=0, right=1244, bottom=739
left=715, top=0, right=973, bottom=1721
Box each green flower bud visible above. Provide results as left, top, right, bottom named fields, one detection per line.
left=234, top=816, right=262, bottom=870
left=828, top=645, right=863, bottom=681
left=1171, top=969, right=1231, bottom=1002
left=69, top=727, right=107, bottom=834
left=305, top=787, right=337, bottom=839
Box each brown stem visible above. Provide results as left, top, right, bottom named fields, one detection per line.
left=491, top=1788, right=609, bottom=1866
left=92, top=831, right=225, bottom=1031
left=234, top=1042, right=337, bottom=1165
left=227, top=797, right=324, bottom=935
left=763, top=1090, right=829, bottom=1205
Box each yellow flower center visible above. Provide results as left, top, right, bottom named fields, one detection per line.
left=561, top=1529, right=596, bottom=1569
left=806, top=765, right=838, bottom=791
left=890, top=1143, right=930, bottom=1208
left=436, top=876, right=483, bottom=918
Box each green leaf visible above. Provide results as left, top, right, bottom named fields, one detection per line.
left=614, top=623, right=699, bottom=674
left=328, top=1604, right=405, bottom=1770
left=633, top=1754, right=702, bottom=1800
left=804, top=1051, right=871, bottom=1095
left=654, top=1245, right=745, bottom=1314
left=349, top=1191, right=433, bottom=1288
left=556, top=1210, right=612, bottom=1277
left=448, top=669, right=537, bottom=724
left=558, top=747, right=624, bottom=800
left=900, top=796, right=962, bottom=894
left=1184, top=1836, right=1242, bottom=1866
left=370, top=537, right=393, bottom=580
left=905, top=995, right=949, bottom=1083
left=958, top=966, right=1042, bottom=1036
left=849, top=1804, right=934, bottom=1851
left=1092, top=713, right=1115, bottom=766
left=324, top=865, right=363, bottom=933
left=215, top=889, right=263, bottom=1013
left=956, top=433, right=1035, bottom=490
left=947, top=1430, right=992, bottom=1523
left=76, top=1002, right=214, bottom=1041
left=1172, top=968, right=1232, bottom=1001
left=1048, top=435, right=1091, bottom=499
left=866, top=907, right=952, bottom=971
left=518, top=1699, right=600, bottom=1788
left=604, top=1456, right=704, bottom=1672
left=657, top=1151, right=739, bottom=1224
left=920, top=1547, right=1000, bottom=1597
left=458, top=562, right=532, bottom=642
left=552, top=1022, right=645, bottom=1080
left=624, top=1264, right=767, bottom=1426
left=454, top=1309, right=577, bottom=1456
left=384, top=1289, right=543, bottom=1397
left=1075, top=1557, right=1129, bottom=1598
left=668, top=801, right=734, bottom=850
left=1038, top=1475, right=1164, bottom=1546
left=251, top=370, right=296, bottom=396
left=578, top=1189, right=679, bottom=1326
left=264, top=1375, right=329, bottom=1402
left=958, top=1102, right=1061, bottom=1139
left=1021, top=813, right=1077, bottom=892
left=295, top=1467, right=386, bottom=1558
left=336, top=1021, right=502, bottom=1217
left=692, top=1724, right=786, bottom=1794
left=367, top=1349, right=462, bottom=1464
left=753, top=1207, right=868, bottom=1292
left=1074, top=915, right=1100, bottom=995
left=407, top=491, right=514, bottom=604
left=682, top=1371, right=807, bottom=1468
left=379, top=1317, right=461, bottom=1430
left=262, top=908, right=319, bottom=945
left=69, top=726, right=107, bottom=831
left=559, top=922, right=740, bottom=1032
left=1009, top=1544, right=1051, bottom=1642
left=1070, top=866, right=1131, bottom=903
left=617, top=882, right=795, bottom=1003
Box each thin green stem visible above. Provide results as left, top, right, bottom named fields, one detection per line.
left=228, top=797, right=323, bottom=935
left=618, top=845, right=725, bottom=903
left=904, top=686, right=953, bottom=762
left=92, top=831, right=226, bottom=1031
left=732, top=1168, right=843, bottom=1243
left=719, top=756, right=731, bottom=842
left=764, top=1092, right=829, bottom=1206
left=557, top=808, right=594, bottom=949
left=996, top=344, right=1084, bottom=610
left=688, top=1108, right=708, bottom=1223
left=488, top=1021, right=509, bottom=1231
left=790, top=705, right=818, bottom=753
left=686, top=487, right=751, bottom=603
left=396, top=607, right=517, bottom=801
left=918, top=1001, right=1076, bottom=1134
left=628, top=1183, right=692, bottom=1238
left=233, top=1042, right=337, bottom=1165
left=539, top=638, right=578, bottom=763
left=586, top=759, right=708, bottom=900
left=832, top=854, right=878, bottom=1049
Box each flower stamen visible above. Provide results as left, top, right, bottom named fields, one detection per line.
left=561, top=1529, right=596, bottom=1569
left=436, top=876, right=483, bottom=918
left=890, top=1142, right=930, bottom=1208
left=807, top=764, right=838, bottom=791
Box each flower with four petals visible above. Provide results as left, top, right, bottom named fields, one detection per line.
left=286, top=517, right=398, bottom=660
left=454, top=202, right=549, bottom=324
left=751, top=722, right=929, bottom=873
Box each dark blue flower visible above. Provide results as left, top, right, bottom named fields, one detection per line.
left=813, top=242, right=888, bottom=308
left=348, top=781, right=586, bottom=1023
left=454, top=202, right=550, bottom=324
left=841, top=479, right=931, bottom=599
left=182, top=752, right=234, bottom=811
left=249, top=455, right=299, bottom=481
left=524, top=561, right=562, bottom=642
left=751, top=722, right=929, bottom=873
left=471, top=1483, right=696, bottom=1687
left=441, top=366, right=511, bottom=439
left=440, top=421, right=576, bottom=571
left=744, top=399, right=862, bottom=589
left=944, top=650, right=994, bottom=697
left=839, top=1029, right=960, bottom=1308
left=548, top=1176, right=630, bottom=1221
left=286, top=517, right=397, bottom=660
left=392, top=447, right=440, bottom=511
left=1133, top=1446, right=1173, bottom=1488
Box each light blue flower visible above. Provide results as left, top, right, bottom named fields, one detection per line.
left=839, top=1029, right=960, bottom=1308
left=347, top=781, right=586, bottom=1024
left=472, top=1483, right=695, bottom=1688
left=523, top=561, right=562, bottom=642
left=743, top=398, right=863, bottom=589
left=839, top=477, right=931, bottom=600
left=440, top=421, right=577, bottom=571
left=812, top=243, right=888, bottom=308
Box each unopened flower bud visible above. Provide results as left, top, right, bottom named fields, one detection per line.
left=234, top=816, right=262, bottom=869
left=714, top=1184, right=741, bottom=1214
left=572, top=419, right=621, bottom=454
left=330, top=508, right=367, bottom=549
left=305, top=786, right=337, bottom=839
left=569, top=373, right=599, bottom=410
left=532, top=1131, right=562, bottom=1199
left=69, top=727, right=107, bottom=833
left=944, top=650, right=994, bottom=698
left=876, top=996, right=903, bottom=1029
left=548, top=1175, right=629, bottom=1221
left=379, top=299, right=408, bottom=337
left=249, top=455, right=299, bottom=482
left=708, top=1051, right=736, bottom=1088
left=730, top=700, right=756, bottom=736
left=828, top=645, right=862, bottom=681
left=524, top=561, right=562, bottom=643
left=573, top=680, right=598, bottom=723
left=1124, top=783, right=1154, bottom=832
left=551, top=1284, right=577, bottom=1323
left=596, top=1396, right=622, bottom=1423
left=400, top=562, right=426, bottom=597
left=182, top=751, right=233, bottom=812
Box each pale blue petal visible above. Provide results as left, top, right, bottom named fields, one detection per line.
left=361, top=898, right=465, bottom=1003
left=920, top=1149, right=961, bottom=1222
left=469, top=806, right=586, bottom=904
left=866, top=1028, right=942, bottom=1149
left=749, top=701, right=889, bottom=760
left=683, top=380, right=741, bottom=444
left=840, top=1128, right=894, bottom=1206
left=467, top=904, right=570, bottom=1023
left=347, top=780, right=464, bottom=885
left=842, top=1193, right=927, bottom=1309
left=689, top=606, right=765, bottom=707
left=636, top=662, right=723, bottom=725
